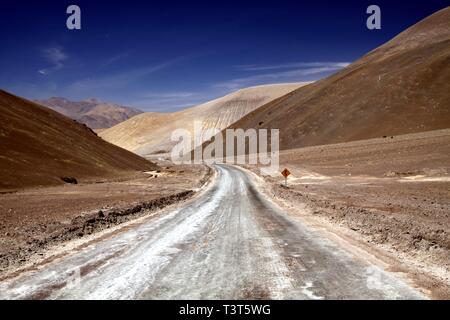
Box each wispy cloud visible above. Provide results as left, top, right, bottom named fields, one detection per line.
left=67, top=59, right=180, bottom=93
left=216, top=61, right=350, bottom=90
left=237, top=62, right=350, bottom=71
left=128, top=91, right=204, bottom=112
left=136, top=92, right=194, bottom=100
left=103, top=51, right=132, bottom=66
left=38, top=46, right=68, bottom=75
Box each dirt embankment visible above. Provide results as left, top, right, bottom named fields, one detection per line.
left=0, top=164, right=212, bottom=276
left=249, top=130, right=450, bottom=298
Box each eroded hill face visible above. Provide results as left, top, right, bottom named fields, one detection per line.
left=0, top=90, right=157, bottom=191
left=100, top=83, right=306, bottom=156
left=35, top=97, right=143, bottom=129
left=227, top=7, right=450, bottom=151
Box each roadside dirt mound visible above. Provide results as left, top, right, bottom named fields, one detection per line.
left=227, top=7, right=450, bottom=151
left=0, top=90, right=158, bottom=191
left=100, top=83, right=306, bottom=155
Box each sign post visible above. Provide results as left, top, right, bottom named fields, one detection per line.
left=281, top=168, right=291, bottom=187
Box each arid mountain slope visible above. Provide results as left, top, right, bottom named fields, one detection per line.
left=0, top=90, right=157, bottom=191
left=227, top=7, right=450, bottom=151
left=100, top=83, right=306, bottom=155
left=35, top=97, right=143, bottom=129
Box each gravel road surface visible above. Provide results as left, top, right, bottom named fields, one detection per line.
left=0, top=165, right=424, bottom=300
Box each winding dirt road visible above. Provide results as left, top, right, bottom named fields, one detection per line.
left=0, top=165, right=424, bottom=299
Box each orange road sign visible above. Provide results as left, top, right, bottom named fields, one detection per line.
left=281, top=168, right=291, bottom=178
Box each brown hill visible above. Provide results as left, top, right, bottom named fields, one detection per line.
left=226, top=7, right=450, bottom=151
left=0, top=90, right=157, bottom=191
left=35, top=97, right=143, bottom=129
left=100, top=83, right=307, bottom=156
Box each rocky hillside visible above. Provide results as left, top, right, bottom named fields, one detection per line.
left=0, top=90, right=157, bottom=191
left=226, top=7, right=450, bottom=151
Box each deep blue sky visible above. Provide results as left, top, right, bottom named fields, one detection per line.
left=0, top=0, right=448, bottom=111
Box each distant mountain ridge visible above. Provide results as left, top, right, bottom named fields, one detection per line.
left=35, top=97, right=143, bottom=129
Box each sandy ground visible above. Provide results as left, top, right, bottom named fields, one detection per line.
left=0, top=164, right=211, bottom=276
left=247, top=130, right=450, bottom=298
